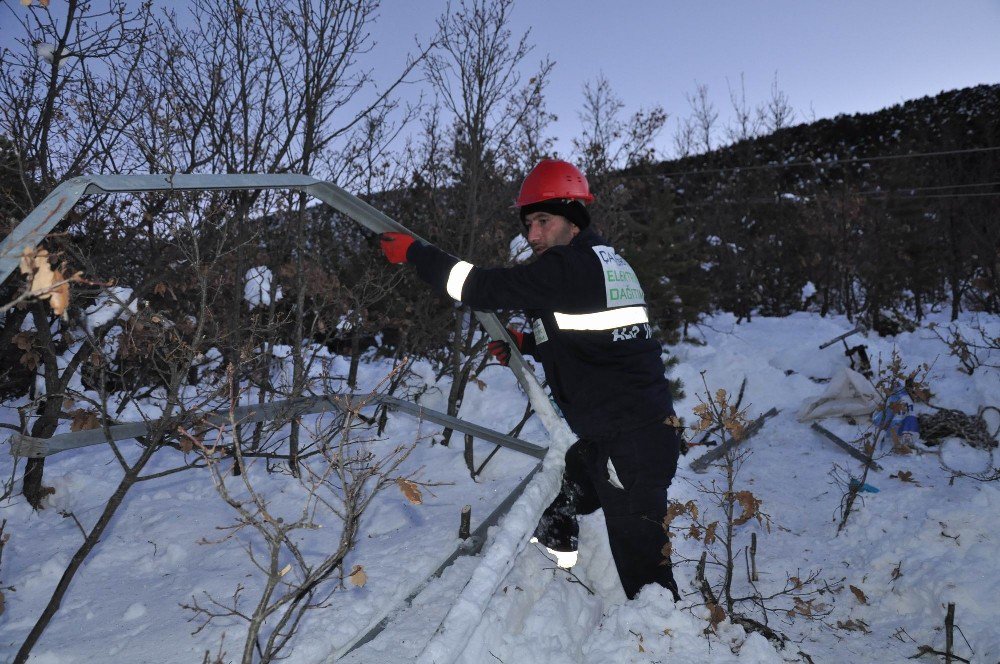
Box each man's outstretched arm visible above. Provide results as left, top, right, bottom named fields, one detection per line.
left=379, top=232, right=580, bottom=312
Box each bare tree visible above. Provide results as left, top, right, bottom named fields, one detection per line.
left=185, top=374, right=418, bottom=663
left=687, top=83, right=719, bottom=154
left=672, top=116, right=698, bottom=159
left=757, top=73, right=795, bottom=133
left=11, top=193, right=238, bottom=663
left=725, top=73, right=763, bottom=144
left=573, top=73, right=667, bottom=174
left=0, top=0, right=153, bottom=207
left=138, top=0, right=426, bottom=473
left=0, top=0, right=154, bottom=507
left=666, top=376, right=830, bottom=647
left=420, top=0, right=553, bottom=446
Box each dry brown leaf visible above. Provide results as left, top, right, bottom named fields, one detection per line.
left=69, top=409, right=99, bottom=432
left=892, top=470, right=915, bottom=483
left=849, top=584, right=868, bottom=604
left=792, top=597, right=825, bottom=617
left=726, top=420, right=746, bottom=442
left=12, top=332, right=33, bottom=350
left=663, top=503, right=685, bottom=528
left=473, top=378, right=487, bottom=391
left=22, top=247, right=54, bottom=287
left=708, top=602, right=726, bottom=628
left=732, top=490, right=762, bottom=526
left=836, top=618, right=871, bottom=634
left=20, top=0, right=32, bottom=7
left=176, top=428, right=195, bottom=454
left=890, top=562, right=903, bottom=581
left=19, top=350, right=39, bottom=371
left=704, top=521, right=718, bottom=545
left=20, top=248, right=73, bottom=316
left=153, top=282, right=168, bottom=296
left=39, top=0, right=49, bottom=7
left=48, top=270, right=70, bottom=316
left=396, top=478, right=422, bottom=505
left=19, top=246, right=36, bottom=275
left=348, top=564, right=367, bottom=587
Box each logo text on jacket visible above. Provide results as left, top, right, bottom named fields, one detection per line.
left=593, top=246, right=646, bottom=308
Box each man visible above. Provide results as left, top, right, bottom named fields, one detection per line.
left=379, top=159, right=681, bottom=601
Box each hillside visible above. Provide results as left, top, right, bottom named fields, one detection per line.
left=601, top=85, right=1000, bottom=329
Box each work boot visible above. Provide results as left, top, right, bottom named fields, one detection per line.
left=533, top=508, right=578, bottom=553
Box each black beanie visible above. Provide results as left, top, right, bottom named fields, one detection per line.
left=519, top=199, right=591, bottom=230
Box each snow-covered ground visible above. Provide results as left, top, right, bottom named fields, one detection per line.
left=1, top=311, right=997, bottom=663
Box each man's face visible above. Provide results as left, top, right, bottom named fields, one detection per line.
left=523, top=211, right=580, bottom=255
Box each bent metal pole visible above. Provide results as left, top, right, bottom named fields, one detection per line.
left=1, top=173, right=564, bottom=435
left=3, top=174, right=578, bottom=663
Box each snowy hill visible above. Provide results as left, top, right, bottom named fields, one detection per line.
left=1, top=311, right=998, bottom=663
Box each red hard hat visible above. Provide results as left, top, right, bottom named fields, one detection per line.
left=515, top=159, right=595, bottom=207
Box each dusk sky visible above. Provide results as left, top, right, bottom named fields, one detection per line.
left=377, top=0, right=1000, bottom=157
left=3, top=1, right=998, bottom=160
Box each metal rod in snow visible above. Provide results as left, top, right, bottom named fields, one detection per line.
left=810, top=422, right=883, bottom=471
left=333, top=465, right=542, bottom=660
left=415, top=424, right=576, bottom=664
left=689, top=408, right=779, bottom=472
left=818, top=325, right=866, bottom=349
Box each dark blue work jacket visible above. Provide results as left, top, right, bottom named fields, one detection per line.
left=407, top=229, right=675, bottom=441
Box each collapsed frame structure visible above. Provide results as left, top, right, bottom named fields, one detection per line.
left=1, top=173, right=579, bottom=661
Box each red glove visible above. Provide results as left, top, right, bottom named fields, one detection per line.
left=487, top=328, right=525, bottom=366
left=380, top=232, right=416, bottom=264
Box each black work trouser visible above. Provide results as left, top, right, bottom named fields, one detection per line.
left=534, top=419, right=681, bottom=601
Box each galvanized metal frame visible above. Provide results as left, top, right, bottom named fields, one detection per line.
left=2, top=172, right=559, bottom=448
left=3, top=174, right=573, bottom=661
left=334, top=461, right=542, bottom=659
left=0, top=174, right=572, bottom=656
left=9, top=393, right=547, bottom=460
left=0, top=174, right=547, bottom=418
